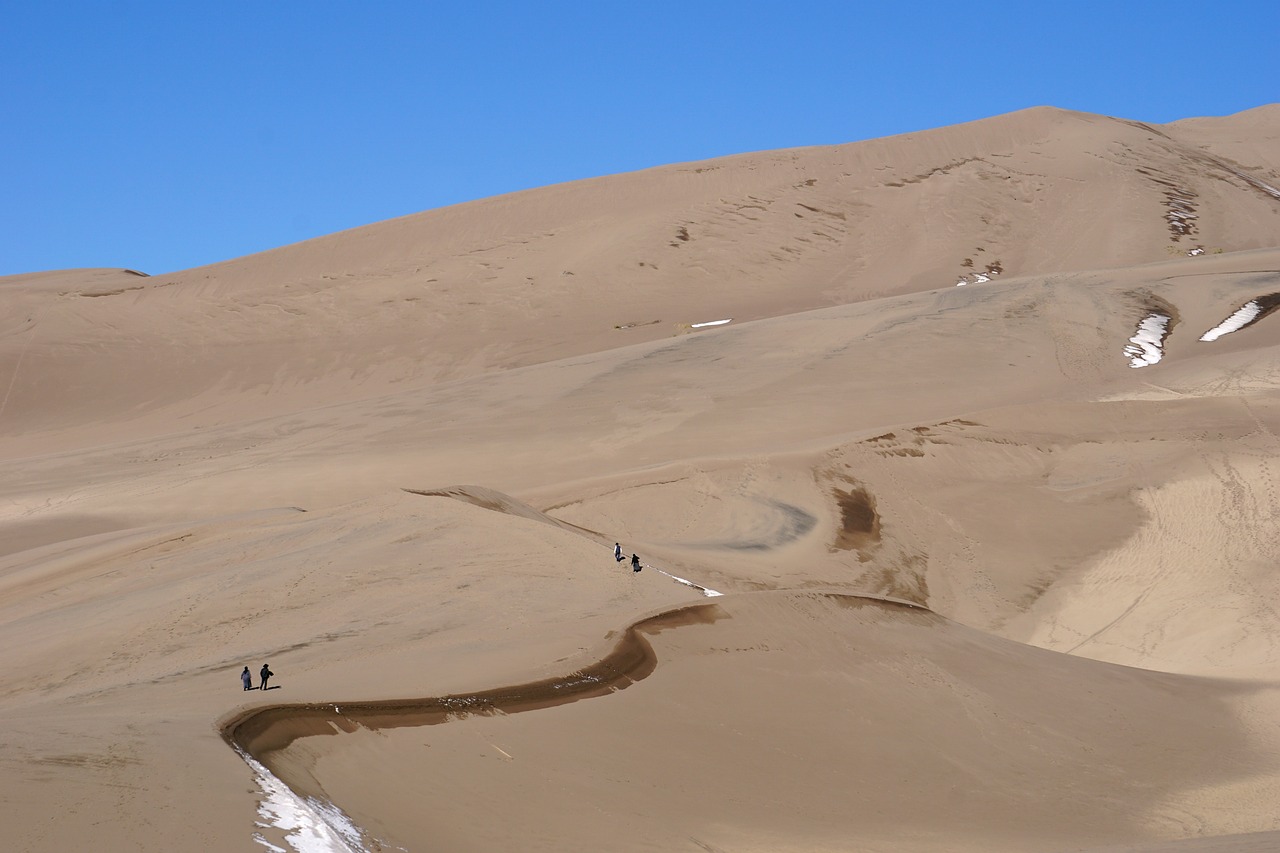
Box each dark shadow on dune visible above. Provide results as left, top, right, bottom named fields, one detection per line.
left=221, top=593, right=921, bottom=759
left=222, top=599, right=733, bottom=757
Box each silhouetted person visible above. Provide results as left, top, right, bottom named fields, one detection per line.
left=614, top=543, right=624, bottom=562
left=631, top=553, right=641, bottom=573
left=241, top=666, right=253, bottom=691
left=260, top=663, right=273, bottom=690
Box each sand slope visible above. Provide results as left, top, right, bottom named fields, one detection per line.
left=2, top=105, right=1280, bottom=851
left=3, top=106, right=1279, bottom=446
left=252, top=592, right=1279, bottom=853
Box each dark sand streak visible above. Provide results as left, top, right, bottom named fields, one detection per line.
left=222, top=600, right=723, bottom=758
left=221, top=593, right=927, bottom=760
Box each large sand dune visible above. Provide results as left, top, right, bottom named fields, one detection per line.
left=2, top=105, right=1280, bottom=851
left=3, top=105, right=1279, bottom=446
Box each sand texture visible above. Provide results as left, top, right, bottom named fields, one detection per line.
left=3, top=104, right=1280, bottom=852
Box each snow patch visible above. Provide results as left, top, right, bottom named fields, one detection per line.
left=240, top=747, right=374, bottom=853
left=652, top=567, right=724, bottom=597
left=1123, top=313, right=1171, bottom=368
left=1226, top=167, right=1280, bottom=201
left=955, top=265, right=1001, bottom=286
left=691, top=319, right=732, bottom=328
left=1161, top=186, right=1199, bottom=240
left=616, top=546, right=722, bottom=596
left=553, top=673, right=603, bottom=690
left=1200, top=301, right=1262, bottom=342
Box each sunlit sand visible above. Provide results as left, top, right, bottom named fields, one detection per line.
left=3, top=104, right=1280, bottom=852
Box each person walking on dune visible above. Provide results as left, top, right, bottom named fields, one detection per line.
left=631, top=553, right=642, bottom=573
left=260, top=663, right=273, bottom=691
left=614, top=542, right=624, bottom=562
left=241, top=666, right=253, bottom=691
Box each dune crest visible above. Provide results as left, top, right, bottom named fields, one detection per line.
left=4, top=104, right=1279, bottom=446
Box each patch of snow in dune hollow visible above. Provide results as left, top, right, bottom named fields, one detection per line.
left=1200, top=301, right=1262, bottom=342
left=691, top=318, right=732, bottom=328
left=618, top=546, right=722, bottom=596
left=1124, top=313, right=1170, bottom=368
left=240, top=747, right=376, bottom=853
left=653, top=567, right=724, bottom=597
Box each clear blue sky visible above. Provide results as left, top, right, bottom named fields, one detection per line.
left=3, top=1, right=1276, bottom=276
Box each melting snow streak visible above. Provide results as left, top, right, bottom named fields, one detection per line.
left=652, top=567, right=724, bottom=597
left=1200, top=301, right=1263, bottom=342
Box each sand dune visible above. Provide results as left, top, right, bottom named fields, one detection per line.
left=3, top=105, right=1279, bottom=447
left=2, top=104, right=1280, bottom=851
left=243, top=592, right=1280, bottom=853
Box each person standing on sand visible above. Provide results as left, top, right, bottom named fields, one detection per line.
left=241, top=666, right=253, bottom=691
left=260, top=663, right=273, bottom=690
left=631, top=553, right=642, bottom=573
left=615, top=543, right=624, bottom=562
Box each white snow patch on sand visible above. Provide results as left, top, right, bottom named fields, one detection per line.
left=652, top=567, right=724, bottom=597
left=1124, top=313, right=1171, bottom=368
left=241, top=747, right=371, bottom=853
left=1200, top=301, right=1262, bottom=342
left=618, top=546, right=722, bottom=596
left=691, top=319, right=732, bottom=328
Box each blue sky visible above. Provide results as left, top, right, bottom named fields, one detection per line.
left=3, top=1, right=1276, bottom=276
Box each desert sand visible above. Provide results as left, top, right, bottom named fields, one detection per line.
left=2, top=104, right=1280, bottom=852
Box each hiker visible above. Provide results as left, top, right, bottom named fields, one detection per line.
left=631, top=553, right=642, bottom=573
left=241, top=666, right=253, bottom=691
left=260, top=663, right=274, bottom=690
left=614, top=542, right=624, bottom=562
